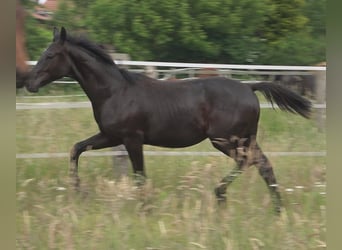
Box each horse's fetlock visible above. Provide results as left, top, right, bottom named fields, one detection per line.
left=214, top=186, right=227, bottom=198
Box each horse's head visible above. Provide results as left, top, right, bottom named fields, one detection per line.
left=27, top=27, right=71, bottom=92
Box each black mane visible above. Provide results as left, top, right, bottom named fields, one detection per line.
left=65, top=35, right=115, bottom=66
left=118, top=68, right=157, bottom=84
left=118, top=68, right=138, bottom=85
left=63, top=34, right=139, bottom=84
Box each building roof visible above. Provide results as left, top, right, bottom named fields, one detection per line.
left=32, top=0, right=59, bottom=21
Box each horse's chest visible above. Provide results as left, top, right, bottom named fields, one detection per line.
left=96, top=105, right=142, bottom=135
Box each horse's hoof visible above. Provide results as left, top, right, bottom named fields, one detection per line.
left=69, top=176, right=80, bottom=191
left=214, top=187, right=227, bottom=202
left=214, top=186, right=228, bottom=209
left=274, top=206, right=282, bottom=216
left=133, top=173, right=146, bottom=186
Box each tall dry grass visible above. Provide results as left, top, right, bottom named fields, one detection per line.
left=16, top=156, right=326, bottom=250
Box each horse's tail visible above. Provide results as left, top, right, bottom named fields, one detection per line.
left=250, top=82, right=312, bottom=119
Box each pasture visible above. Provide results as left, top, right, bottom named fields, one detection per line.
left=16, top=88, right=326, bottom=249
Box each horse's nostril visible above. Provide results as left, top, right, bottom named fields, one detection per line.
left=26, top=85, right=38, bottom=93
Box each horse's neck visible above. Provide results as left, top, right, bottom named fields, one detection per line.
left=69, top=50, right=126, bottom=106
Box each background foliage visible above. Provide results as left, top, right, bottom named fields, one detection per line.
left=22, top=0, right=325, bottom=65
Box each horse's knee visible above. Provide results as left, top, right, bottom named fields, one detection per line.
left=258, top=165, right=272, bottom=176
left=70, top=142, right=85, bottom=160
left=215, top=185, right=226, bottom=198
left=70, top=145, right=77, bottom=159
left=69, top=143, right=83, bottom=174
left=258, top=165, right=277, bottom=184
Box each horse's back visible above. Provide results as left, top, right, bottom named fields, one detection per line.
left=200, top=77, right=259, bottom=109
left=151, top=76, right=260, bottom=120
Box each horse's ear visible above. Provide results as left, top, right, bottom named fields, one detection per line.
left=59, top=27, right=67, bottom=44
left=52, top=27, right=59, bottom=42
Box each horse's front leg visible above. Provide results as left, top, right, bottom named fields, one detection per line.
left=70, top=132, right=118, bottom=190
left=123, top=133, right=145, bottom=184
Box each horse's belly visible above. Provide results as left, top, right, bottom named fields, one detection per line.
left=144, top=127, right=207, bottom=148
left=146, top=137, right=207, bottom=148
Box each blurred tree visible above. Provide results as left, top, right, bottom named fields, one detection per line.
left=262, top=0, right=308, bottom=42
left=85, top=0, right=324, bottom=64
left=258, top=0, right=325, bottom=65
left=258, top=33, right=325, bottom=65
left=304, top=0, right=326, bottom=37
left=24, top=16, right=52, bottom=60
left=86, top=0, right=274, bottom=63
left=23, top=0, right=326, bottom=65
left=52, top=1, right=79, bottom=30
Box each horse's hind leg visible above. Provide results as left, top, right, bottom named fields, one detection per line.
left=254, top=144, right=282, bottom=214
left=215, top=165, right=243, bottom=202
left=211, top=137, right=282, bottom=214
left=70, top=132, right=117, bottom=190
left=211, top=137, right=256, bottom=203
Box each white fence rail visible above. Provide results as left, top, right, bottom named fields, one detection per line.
left=27, top=60, right=326, bottom=71
left=27, top=60, right=326, bottom=82
left=16, top=150, right=326, bottom=159
left=16, top=101, right=326, bottom=110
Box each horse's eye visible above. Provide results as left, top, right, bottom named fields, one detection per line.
left=46, top=53, right=54, bottom=59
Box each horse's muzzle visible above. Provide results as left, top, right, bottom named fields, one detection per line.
left=26, top=84, right=39, bottom=93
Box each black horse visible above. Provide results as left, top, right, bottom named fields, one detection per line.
left=27, top=27, right=311, bottom=214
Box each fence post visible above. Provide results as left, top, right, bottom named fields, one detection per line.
left=144, top=65, right=158, bottom=79
left=314, top=70, right=326, bottom=131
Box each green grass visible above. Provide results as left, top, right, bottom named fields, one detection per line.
left=16, top=93, right=326, bottom=249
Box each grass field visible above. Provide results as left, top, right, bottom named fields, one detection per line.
left=16, top=88, right=326, bottom=249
